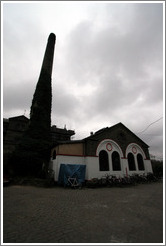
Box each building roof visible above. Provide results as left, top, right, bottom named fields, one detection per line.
left=56, top=140, right=84, bottom=144
left=9, top=115, right=29, bottom=121
left=84, top=122, right=149, bottom=148
left=51, top=125, right=75, bottom=135
left=3, top=118, right=9, bottom=122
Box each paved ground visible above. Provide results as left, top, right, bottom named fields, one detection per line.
left=3, top=182, right=163, bottom=244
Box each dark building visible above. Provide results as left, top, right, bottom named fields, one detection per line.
left=3, top=115, right=75, bottom=170
left=3, top=116, right=29, bottom=166
left=51, top=125, right=75, bottom=145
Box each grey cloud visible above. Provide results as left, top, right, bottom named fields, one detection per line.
left=62, top=3, right=163, bottom=121
left=52, top=82, right=81, bottom=119
left=3, top=2, right=163, bottom=158
left=3, top=78, right=35, bottom=115
left=64, top=3, right=163, bottom=79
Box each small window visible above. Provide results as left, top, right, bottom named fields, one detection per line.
left=99, top=150, right=109, bottom=171
left=128, top=153, right=136, bottom=171
left=137, top=154, right=145, bottom=170
left=52, top=150, right=56, bottom=160
left=112, top=151, right=121, bottom=171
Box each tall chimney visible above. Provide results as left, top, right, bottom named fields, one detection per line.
left=29, top=33, right=56, bottom=138
left=12, top=33, right=56, bottom=176
left=40, top=33, right=56, bottom=77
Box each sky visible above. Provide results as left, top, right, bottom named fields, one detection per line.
left=2, top=1, right=164, bottom=159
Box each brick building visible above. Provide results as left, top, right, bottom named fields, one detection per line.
left=3, top=115, right=75, bottom=171
left=50, top=122, right=153, bottom=182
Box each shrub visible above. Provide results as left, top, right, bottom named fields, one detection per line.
left=151, top=159, right=163, bottom=178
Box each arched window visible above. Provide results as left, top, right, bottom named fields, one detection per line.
left=137, top=154, right=145, bottom=170
left=99, top=150, right=109, bottom=171
left=52, top=150, right=56, bottom=160
left=112, top=151, right=121, bottom=171
left=128, top=153, right=136, bottom=171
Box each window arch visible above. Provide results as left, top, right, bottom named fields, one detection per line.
left=137, top=154, right=145, bottom=170
left=99, top=150, right=109, bottom=171
left=112, top=151, right=121, bottom=171
left=128, top=153, right=136, bottom=171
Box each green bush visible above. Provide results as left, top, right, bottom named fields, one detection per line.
left=151, top=159, right=163, bottom=178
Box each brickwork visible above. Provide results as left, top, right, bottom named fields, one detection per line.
left=3, top=182, right=163, bottom=243
left=85, top=123, right=150, bottom=159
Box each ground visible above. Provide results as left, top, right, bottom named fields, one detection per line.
left=3, top=182, right=163, bottom=244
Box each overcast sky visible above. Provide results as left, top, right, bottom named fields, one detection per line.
left=2, top=1, right=164, bottom=159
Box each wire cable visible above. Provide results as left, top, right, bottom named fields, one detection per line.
left=137, top=117, right=163, bottom=134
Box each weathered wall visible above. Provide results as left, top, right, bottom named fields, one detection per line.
left=52, top=142, right=84, bottom=156
left=51, top=153, right=152, bottom=182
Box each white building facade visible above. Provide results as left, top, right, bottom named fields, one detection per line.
left=50, top=123, right=153, bottom=182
